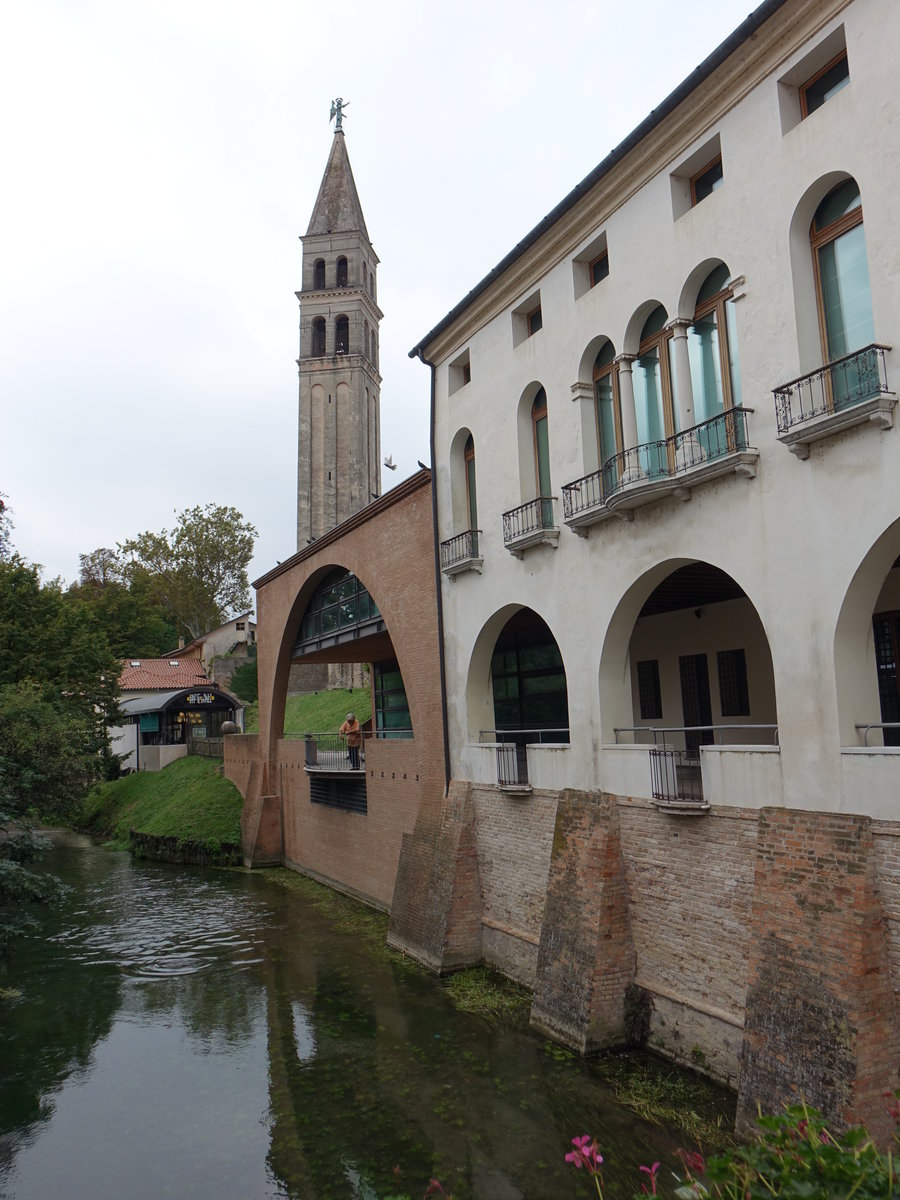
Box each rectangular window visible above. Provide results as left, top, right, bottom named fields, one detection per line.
left=527, top=305, right=543, bottom=336
left=800, top=51, right=849, bottom=117
left=589, top=252, right=609, bottom=288
left=462, top=362, right=471, bottom=385
left=637, top=660, right=662, bottom=721
left=373, top=658, right=413, bottom=738
left=236, top=622, right=245, bottom=630
left=717, top=648, right=750, bottom=717
left=690, top=156, right=724, bottom=206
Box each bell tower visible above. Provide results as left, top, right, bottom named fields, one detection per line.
left=296, top=100, right=382, bottom=548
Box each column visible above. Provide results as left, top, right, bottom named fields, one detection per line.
left=615, top=354, right=642, bottom=482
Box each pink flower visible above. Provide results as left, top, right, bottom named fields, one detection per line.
left=639, top=1162, right=661, bottom=1195
left=675, top=1149, right=705, bottom=1176
left=564, top=1136, right=603, bottom=1174
left=424, top=1181, right=445, bottom=1196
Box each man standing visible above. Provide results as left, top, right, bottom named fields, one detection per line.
left=339, top=712, right=362, bottom=770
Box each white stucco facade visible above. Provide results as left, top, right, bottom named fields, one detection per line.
left=420, top=0, right=900, bottom=819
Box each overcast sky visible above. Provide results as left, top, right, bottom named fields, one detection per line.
left=2, top=0, right=759, bottom=597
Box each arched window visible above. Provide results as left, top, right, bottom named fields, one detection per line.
left=632, top=306, right=674, bottom=476
left=464, top=435, right=478, bottom=552
left=312, top=317, right=326, bottom=357
left=313, top=259, right=326, bottom=290
left=371, top=331, right=377, bottom=367
left=811, top=178, right=874, bottom=405
left=363, top=319, right=370, bottom=359
left=532, top=388, right=552, bottom=526
left=593, top=341, right=621, bottom=476
left=335, top=315, right=349, bottom=355
left=336, top=257, right=348, bottom=288
left=687, top=264, right=742, bottom=423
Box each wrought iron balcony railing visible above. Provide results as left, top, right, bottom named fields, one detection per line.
left=502, top=496, right=557, bottom=545
left=773, top=343, right=892, bottom=433
left=480, top=727, right=570, bottom=791
left=562, top=406, right=753, bottom=519
left=440, top=528, right=480, bottom=569
left=649, top=748, right=705, bottom=806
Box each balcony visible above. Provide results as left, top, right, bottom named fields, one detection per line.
left=502, top=496, right=559, bottom=557
left=773, top=343, right=894, bottom=458
left=561, top=407, right=757, bottom=532
left=440, top=529, right=483, bottom=577
left=478, top=727, right=570, bottom=792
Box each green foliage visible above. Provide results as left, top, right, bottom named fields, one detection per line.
left=623, top=983, right=653, bottom=1046
left=119, top=503, right=257, bottom=641
left=66, top=550, right=177, bottom=658
left=244, top=686, right=372, bottom=734
left=80, top=756, right=242, bottom=852
left=0, top=492, right=12, bottom=560
left=441, top=966, right=531, bottom=1022
left=696, top=1103, right=900, bottom=1199
left=229, top=659, right=258, bottom=702
left=0, top=817, right=66, bottom=956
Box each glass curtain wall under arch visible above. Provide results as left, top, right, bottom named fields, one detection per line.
left=811, top=178, right=876, bottom=408
left=490, top=611, right=569, bottom=745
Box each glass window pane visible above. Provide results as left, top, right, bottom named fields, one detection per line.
left=535, top=415, right=551, bottom=495
left=633, top=347, right=666, bottom=476
left=818, top=222, right=874, bottom=359
left=595, top=372, right=617, bottom=464
left=687, top=310, right=725, bottom=423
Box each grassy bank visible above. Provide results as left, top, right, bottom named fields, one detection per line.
left=243, top=686, right=371, bottom=735
left=81, top=757, right=242, bottom=853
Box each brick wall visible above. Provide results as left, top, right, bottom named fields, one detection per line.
left=472, top=786, right=558, bottom=984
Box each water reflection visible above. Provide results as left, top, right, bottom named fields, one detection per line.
left=0, top=834, right=730, bottom=1199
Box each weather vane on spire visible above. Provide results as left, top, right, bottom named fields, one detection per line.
left=329, top=97, right=349, bottom=132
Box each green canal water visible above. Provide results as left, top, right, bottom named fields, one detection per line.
left=0, top=834, right=732, bottom=1199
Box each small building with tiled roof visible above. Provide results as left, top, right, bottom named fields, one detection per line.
left=111, top=657, right=240, bottom=772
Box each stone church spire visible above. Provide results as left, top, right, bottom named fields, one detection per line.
left=296, top=109, right=382, bottom=549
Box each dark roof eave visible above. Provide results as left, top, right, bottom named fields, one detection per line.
left=409, top=0, right=790, bottom=360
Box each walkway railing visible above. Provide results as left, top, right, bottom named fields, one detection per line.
left=854, top=722, right=900, bottom=747
left=440, top=528, right=481, bottom=569
left=613, top=724, right=779, bottom=747
left=502, top=497, right=556, bottom=545
left=301, top=731, right=373, bottom=771
left=773, top=343, right=892, bottom=432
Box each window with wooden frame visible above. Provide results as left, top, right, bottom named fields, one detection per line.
left=527, top=304, right=543, bottom=336
left=690, top=155, right=724, bottom=206
left=800, top=50, right=849, bottom=117
left=532, top=388, right=552, bottom=525
left=313, top=259, right=326, bottom=289
left=590, top=251, right=610, bottom=288
left=462, top=362, right=471, bottom=385
left=632, top=306, right=675, bottom=476
left=686, top=264, right=743, bottom=426
left=464, top=435, right=478, bottom=554
left=311, top=317, right=326, bottom=357
left=810, top=177, right=875, bottom=405
left=593, top=340, right=622, bottom=484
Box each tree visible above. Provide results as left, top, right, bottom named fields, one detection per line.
left=66, top=548, right=178, bottom=658
left=229, top=659, right=258, bottom=703
left=120, top=504, right=257, bottom=641
left=0, top=492, right=13, bottom=561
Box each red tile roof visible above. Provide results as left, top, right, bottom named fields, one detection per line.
left=119, top=658, right=209, bottom=690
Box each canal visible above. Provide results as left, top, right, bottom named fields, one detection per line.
left=0, top=834, right=732, bottom=1199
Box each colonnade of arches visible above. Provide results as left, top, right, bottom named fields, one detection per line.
left=462, top=524, right=900, bottom=761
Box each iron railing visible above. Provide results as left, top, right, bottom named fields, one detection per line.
left=479, top=727, right=571, bottom=745
left=502, top=496, right=556, bottom=544
left=773, top=343, right=892, bottom=433
left=440, top=528, right=481, bottom=568
left=562, top=407, right=752, bottom=516
left=650, top=748, right=705, bottom=804
left=497, top=742, right=529, bottom=788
